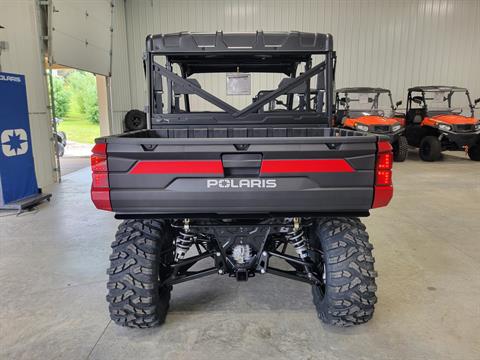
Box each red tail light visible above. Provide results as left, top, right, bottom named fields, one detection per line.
left=91, top=143, right=107, bottom=172
left=91, top=143, right=111, bottom=211
left=92, top=173, right=109, bottom=188
left=372, top=140, right=393, bottom=208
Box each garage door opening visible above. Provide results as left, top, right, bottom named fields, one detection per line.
left=48, top=67, right=108, bottom=177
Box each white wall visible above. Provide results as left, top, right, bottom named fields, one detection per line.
left=111, top=0, right=480, bottom=130
left=110, top=0, right=132, bottom=134
left=0, top=0, right=56, bottom=187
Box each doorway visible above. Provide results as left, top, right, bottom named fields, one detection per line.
left=48, top=67, right=108, bottom=177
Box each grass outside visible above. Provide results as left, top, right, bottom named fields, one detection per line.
left=57, top=110, right=100, bottom=144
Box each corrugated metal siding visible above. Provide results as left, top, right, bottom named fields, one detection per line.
left=0, top=0, right=56, bottom=187
left=111, top=0, right=480, bottom=129
left=111, top=0, right=132, bottom=134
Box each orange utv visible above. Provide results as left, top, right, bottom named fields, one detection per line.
left=405, top=86, right=480, bottom=161
left=335, top=87, right=407, bottom=161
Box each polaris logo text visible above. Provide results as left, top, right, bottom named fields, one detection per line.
left=0, top=75, right=21, bottom=82
left=207, top=179, right=277, bottom=189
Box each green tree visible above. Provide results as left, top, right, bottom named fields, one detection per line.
left=65, top=70, right=99, bottom=124
left=51, top=76, right=70, bottom=118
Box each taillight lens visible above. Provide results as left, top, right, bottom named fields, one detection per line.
left=377, top=152, right=393, bottom=171
left=91, top=151, right=107, bottom=172
left=92, top=173, right=109, bottom=188
left=372, top=140, right=393, bottom=208
left=376, top=170, right=392, bottom=186
left=90, top=143, right=111, bottom=211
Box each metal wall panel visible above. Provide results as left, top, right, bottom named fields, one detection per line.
left=111, top=0, right=480, bottom=130
left=50, top=0, right=113, bottom=76
left=0, top=0, right=56, bottom=187
left=110, top=0, right=132, bottom=134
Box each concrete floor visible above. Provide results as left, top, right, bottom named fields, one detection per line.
left=1, top=149, right=479, bottom=360
left=59, top=156, right=90, bottom=175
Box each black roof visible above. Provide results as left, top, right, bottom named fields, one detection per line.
left=147, top=32, right=333, bottom=75
left=408, top=85, right=467, bottom=92
left=147, top=31, right=333, bottom=55
left=336, top=87, right=390, bottom=94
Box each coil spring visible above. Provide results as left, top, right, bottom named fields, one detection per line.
left=175, top=230, right=195, bottom=261
left=287, top=227, right=309, bottom=259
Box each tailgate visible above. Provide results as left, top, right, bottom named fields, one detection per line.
left=93, top=131, right=380, bottom=216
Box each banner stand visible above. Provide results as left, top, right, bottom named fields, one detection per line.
left=0, top=71, right=52, bottom=213
left=0, top=191, right=52, bottom=213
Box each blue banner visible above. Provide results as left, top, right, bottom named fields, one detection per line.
left=0, top=72, right=39, bottom=205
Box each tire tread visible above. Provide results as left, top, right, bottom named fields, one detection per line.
left=107, top=219, right=171, bottom=328
left=312, top=217, right=377, bottom=327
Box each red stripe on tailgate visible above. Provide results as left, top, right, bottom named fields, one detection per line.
left=130, top=160, right=224, bottom=175
left=260, top=159, right=355, bottom=174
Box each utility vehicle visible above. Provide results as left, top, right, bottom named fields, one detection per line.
left=91, top=31, right=394, bottom=328
left=405, top=86, right=480, bottom=161
left=335, top=87, right=407, bottom=162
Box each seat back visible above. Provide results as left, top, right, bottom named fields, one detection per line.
left=277, top=78, right=307, bottom=94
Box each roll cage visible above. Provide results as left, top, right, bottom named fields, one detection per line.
left=335, top=87, right=396, bottom=113
left=407, top=86, right=477, bottom=117
left=143, top=31, right=336, bottom=128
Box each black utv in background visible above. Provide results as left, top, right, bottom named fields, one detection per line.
left=91, top=32, right=394, bottom=328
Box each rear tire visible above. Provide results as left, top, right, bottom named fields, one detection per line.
left=311, top=217, right=377, bottom=327
left=107, top=219, right=173, bottom=328
left=393, top=135, right=408, bottom=162
left=419, top=136, right=442, bottom=161
left=468, top=144, right=480, bottom=161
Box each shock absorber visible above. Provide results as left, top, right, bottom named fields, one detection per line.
left=174, top=219, right=195, bottom=261
left=286, top=217, right=309, bottom=259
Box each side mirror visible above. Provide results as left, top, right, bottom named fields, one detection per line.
left=474, top=98, right=480, bottom=106
left=395, top=100, right=402, bottom=108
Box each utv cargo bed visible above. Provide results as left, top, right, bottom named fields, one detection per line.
left=93, top=127, right=388, bottom=216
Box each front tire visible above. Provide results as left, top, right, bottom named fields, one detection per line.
left=419, top=136, right=442, bottom=161
left=393, top=135, right=408, bottom=162
left=311, top=218, right=377, bottom=327
left=468, top=144, right=480, bottom=161
left=107, top=219, right=173, bottom=328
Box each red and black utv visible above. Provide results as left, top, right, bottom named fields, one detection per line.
left=405, top=86, right=480, bottom=161
left=91, top=31, right=394, bottom=329
left=335, top=88, right=407, bottom=162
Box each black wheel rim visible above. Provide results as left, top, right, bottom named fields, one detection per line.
left=132, top=116, right=141, bottom=127
left=312, top=248, right=326, bottom=299
left=317, top=263, right=326, bottom=298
